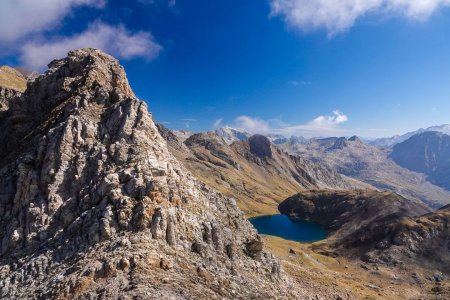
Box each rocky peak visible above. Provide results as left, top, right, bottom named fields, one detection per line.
left=17, top=48, right=134, bottom=117
left=328, top=137, right=348, bottom=151
left=348, top=135, right=361, bottom=143
left=215, top=126, right=252, bottom=145
left=0, top=49, right=292, bottom=299
left=185, top=131, right=225, bottom=148
left=248, top=134, right=273, bottom=159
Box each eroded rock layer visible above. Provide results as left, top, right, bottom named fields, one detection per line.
left=0, top=49, right=295, bottom=299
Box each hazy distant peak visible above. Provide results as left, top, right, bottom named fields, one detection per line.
left=215, top=126, right=252, bottom=145
left=370, top=124, right=450, bottom=147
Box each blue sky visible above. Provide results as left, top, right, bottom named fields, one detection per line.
left=1, top=0, right=450, bottom=138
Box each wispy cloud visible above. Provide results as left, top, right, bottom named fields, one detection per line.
left=270, top=0, right=450, bottom=36
left=213, top=118, right=223, bottom=129
left=0, top=0, right=105, bottom=44
left=290, top=80, right=311, bottom=86
left=223, top=110, right=349, bottom=137
left=139, top=0, right=176, bottom=8
left=181, top=118, right=197, bottom=129
left=233, top=116, right=271, bottom=134
left=0, top=1, right=162, bottom=70
left=273, top=110, right=349, bottom=137
left=20, top=21, right=162, bottom=70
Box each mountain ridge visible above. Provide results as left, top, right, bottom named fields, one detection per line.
left=370, top=124, right=450, bottom=147
left=391, top=131, right=450, bottom=191
left=0, top=49, right=295, bottom=299
left=158, top=124, right=368, bottom=216
left=278, top=135, right=450, bottom=208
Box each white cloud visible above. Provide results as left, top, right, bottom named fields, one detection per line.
left=0, top=0, right=105, bottom=43
left=213, top=118, right=223, bottom=129
left=223, top=111, right=349, bottom=137
left=270, top=0, right=450, bottom=35
left=139, top=0, right=176, bottom=7
left=20, top=22, right=162, bottom=70
left=233, top=116, right=271, bottom=134
left=274, top=110, right=349, bottom=137
left=291, top=80, right=311, bottom=86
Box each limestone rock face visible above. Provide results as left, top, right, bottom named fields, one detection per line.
left=0, top=49, right=294, bottom=299
left=0, top=87, right=21, bottom=112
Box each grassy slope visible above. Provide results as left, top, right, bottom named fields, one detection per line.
left=0, top=66, right=27, bottom=92
left=263, top=235, right=448, bottom=299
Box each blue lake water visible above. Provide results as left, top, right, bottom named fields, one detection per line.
left=249, top=214, right=327, bottom=243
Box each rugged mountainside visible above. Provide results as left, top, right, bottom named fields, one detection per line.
left=371, top=124, right=450, bottom=147
left=0, top=66, right=27, bottom=111
left=279, top=136, right=450, bottom=208
left=391, top=131, right=450, bottom=191
left=0, top=66, right=27, bottom=91
left=172, top=129, right=193, bottom=141
left=279, top=190, right=450, bottom=274
left=0, top=49, right=296, bottom=299
left=279, top=190, right=431, bottom=239
left=158, top=126, right=365, bottom=216
left=214, top=126, right=252, bottom=145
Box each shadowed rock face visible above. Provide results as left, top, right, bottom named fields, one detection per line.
left=279, top=190, right=430, bottom=233
left=279, top=190, right=450, bottom=272
left=0, top=49, right=295, bottom=299
left=248, top=134, right=273, bottom=159
left=391, top=131, right=450, bottom=191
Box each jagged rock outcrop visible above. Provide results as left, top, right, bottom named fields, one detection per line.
left=214, top=126, right=252, bottom=145
left=0, top=49, right=296, bottom=299
left=248, top=134, right=273, bottom=159
left=0, top=88, right=21, bottom=112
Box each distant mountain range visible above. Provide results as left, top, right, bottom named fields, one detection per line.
left=391, top=131, right=450, bottom=191
left=214, top=126, right=310, bottom=146
left=187, top=124, right=450, bottom=149
left=277, top=134, right=450, bottom=208
left=370, top=124, right=450, bottom=147
left=158, top=125, right=364, bottom=216
left=170, top=125, right=450, bottom=208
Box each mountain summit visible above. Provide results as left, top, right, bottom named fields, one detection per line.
left=0, top=49, right=294, bottom=299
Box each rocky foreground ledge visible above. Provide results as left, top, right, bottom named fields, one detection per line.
left=0, top=49, right=297, bottom=299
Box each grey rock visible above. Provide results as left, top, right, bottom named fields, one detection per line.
left=0, top=48, right=297, bottom=299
